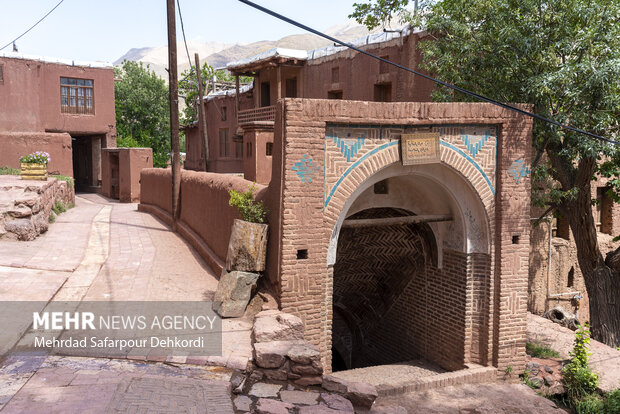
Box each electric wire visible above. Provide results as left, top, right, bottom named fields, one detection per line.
left=238, top=0, right=617, bottom=145
left=0, top=0, right=66, bottom=52
left=176, top=0, right=193, bottom=70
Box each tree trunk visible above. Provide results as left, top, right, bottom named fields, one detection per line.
left=564, top=169, right=620, bottom=347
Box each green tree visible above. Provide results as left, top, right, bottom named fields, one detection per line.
left=115, top=60, right=170, bottom=167
left=179, top=63, right=252, bottom=124
left=352, top=0, right=620, bottom=346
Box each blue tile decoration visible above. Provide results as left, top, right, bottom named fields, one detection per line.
left=461, top=129, right=490, bottom=158
left=292, top=155, right=321, bottom=183
left=508, top=158, right=530, bottom=184
left=328, top=132, right=366, bottom=162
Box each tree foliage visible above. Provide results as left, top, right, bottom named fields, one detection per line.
left=179, top=63, right=252, bottom=125
left=114, top=60, right=170, bottom=167
left=351, top=0, right=620, bottom=345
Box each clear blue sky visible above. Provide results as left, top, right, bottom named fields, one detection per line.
left=0, top=0, right=360, bottom=62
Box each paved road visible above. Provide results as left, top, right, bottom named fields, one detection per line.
left=0, top=193, right=249, bottom=413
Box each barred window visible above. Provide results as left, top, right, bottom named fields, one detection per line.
left=60, top=77, right=94, bottom=114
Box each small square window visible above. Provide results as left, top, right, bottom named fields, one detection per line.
left=297, top=249, right=308, bottom=260
left=266, top=142, right=273, bottom=156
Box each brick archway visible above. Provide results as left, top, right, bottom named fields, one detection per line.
left=272, top=100, right=533, bottom=377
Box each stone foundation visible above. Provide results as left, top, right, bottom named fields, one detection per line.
left=0, top=175, right=75, bottom=241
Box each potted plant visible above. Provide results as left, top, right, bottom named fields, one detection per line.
left=20, top=151, right=50, bottom=181
left=227, top=184, right=268, bottom=272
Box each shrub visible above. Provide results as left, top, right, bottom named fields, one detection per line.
left=229, top=184, right=267, bottom=223
left=604, top=389, right=620, bottom=413
left=563, top=324, right=599, bottom=403
left=52, top=201, right=66, bottom=215
left=526, top=341, right=561, bottom=358
left=51, top=175, right=75, bottom=188
left=0, top=166, right=20, bottom=175
left=20, top=151, right=50, bottom=164
left=48, top=212, right=56, bottom=223
left=576, top=394, right=604, bottom=414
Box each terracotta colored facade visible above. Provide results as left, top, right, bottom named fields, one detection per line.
left=101, top=148, right=153, bottom=202
left=0, top=53, right=116, bottom=189
left=142, top=98, right=534, bottom=377
left=184, top=30, right=435, bottom=183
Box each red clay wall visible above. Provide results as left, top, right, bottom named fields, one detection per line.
left=303, top=32, right=434, bottom=102
left=0, top=56, right=116, bottom=141
left=0, top=132, right=73, bottom=176
left=138, top=168, right=269, bottom=272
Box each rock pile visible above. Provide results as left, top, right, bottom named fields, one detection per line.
left=0, top=176, right=74, bottom=241
left=252, top=310, right=323, bottom=386
left=525, top=357, right=565, bottom=396
left=232, top=310, right=381, bottom=412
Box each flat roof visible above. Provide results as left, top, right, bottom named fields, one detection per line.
left=0, top=51, right=113, bottom=68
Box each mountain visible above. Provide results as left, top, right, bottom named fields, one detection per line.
left=114, top=21, right=379, bottom=79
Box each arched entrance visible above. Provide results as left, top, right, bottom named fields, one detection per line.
left=333, top=207, right=437, bottom=370
left=329, top=165, right=492, bottom=372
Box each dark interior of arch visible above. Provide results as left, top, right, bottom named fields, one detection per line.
left=332, top=207, right=438, bottom=371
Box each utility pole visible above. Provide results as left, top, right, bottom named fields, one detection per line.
left=194, top=53, right=209, bottom=172
left=166, top=0, right=181, bottom=229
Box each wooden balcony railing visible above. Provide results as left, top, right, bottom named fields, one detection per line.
left=238, top=105, right=276, bottom=125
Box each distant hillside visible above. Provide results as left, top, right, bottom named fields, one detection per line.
left=114, top=21, right=380, bottom=80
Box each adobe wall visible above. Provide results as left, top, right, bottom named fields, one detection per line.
left=268, top=99, right=532, bottom=374
left=0, top=132, right=73, bottom=176
left=242, top=125, right=274, bottom=185
left=138, top=169, right=269, bottom=273
left=0, top=56, right=116, bottom=144
left=186, top=91, right=255, bottom=173
left=529, top=175, right=620, bottom=322
left=303, top=32, right=434, bottom=102
left=102, top=148, right=152, bottom=202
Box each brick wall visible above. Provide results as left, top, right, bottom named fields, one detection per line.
left=268, top=99, right=532, bottom=374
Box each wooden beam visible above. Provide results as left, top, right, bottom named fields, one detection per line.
left=342, top=214, right=453, bottom=229
left=277, top=65, right=282, bottom=100
left=235, top=75, right=240, bottom=121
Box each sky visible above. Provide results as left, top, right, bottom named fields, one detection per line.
left=0, top=0, right=361, bottom=63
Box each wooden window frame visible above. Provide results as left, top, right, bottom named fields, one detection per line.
left=60, top=77, right=94, bottom=115
left=219, top=128, right=230, bottom=157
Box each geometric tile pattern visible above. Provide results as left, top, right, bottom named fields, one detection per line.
left=323, top=124, right=497, bottom=208
left=508, top=158, right=530, bottom=184
left=292, top=154, right=322, bottom=183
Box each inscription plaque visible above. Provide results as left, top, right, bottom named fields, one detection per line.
left=401, top=133, right=441, bottom=165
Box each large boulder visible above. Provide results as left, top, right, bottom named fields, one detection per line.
left=212, top=270, right=260, bottom=318
left=253, top=311, right=304, bottom=343
left=4, top=218, right=36, bottom=241
left=226, top=219, right=268, bottom=272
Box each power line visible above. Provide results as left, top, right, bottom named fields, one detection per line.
left=0, top=0, right=66, bottom=52
left=176, top=0, right=193, bottom=70
left=238, top=0, right=617, bottom=146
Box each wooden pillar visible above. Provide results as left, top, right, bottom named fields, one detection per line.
left=166, top=0, right=181, bottom=228
left=195, top=53, right=209, bottom=172
left=235, top=75, right=240, bottom=120
left=277, top=65, right=282, bottom=101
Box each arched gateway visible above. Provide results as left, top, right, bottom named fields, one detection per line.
left=267, top=99, right=533, bottom=377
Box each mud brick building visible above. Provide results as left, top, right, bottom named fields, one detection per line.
left=183, top=26, right=619, bottom=335
left=0, top=52, right=116, bottom=192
